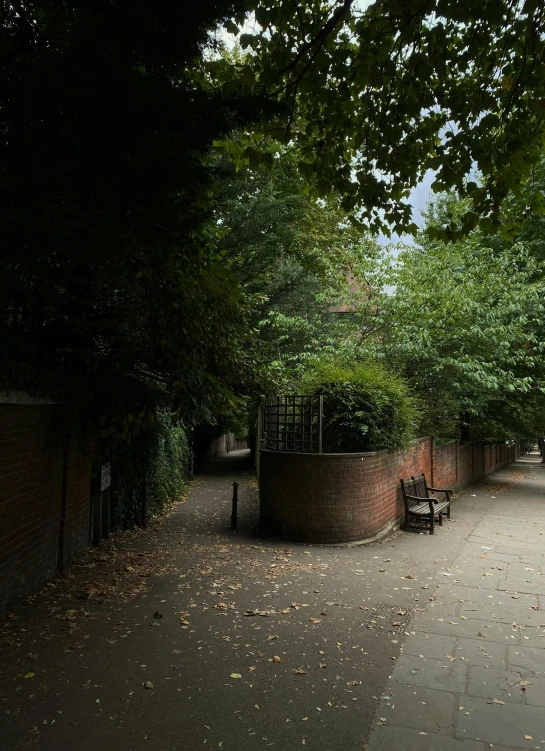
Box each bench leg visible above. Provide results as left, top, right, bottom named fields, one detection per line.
left=438, top=512, right=443, bottom=526
left=430, top=513, right=434, bottom=535
left=405, top=512, right=411, bottom=532
left=447, top=503, right=451, bottom=519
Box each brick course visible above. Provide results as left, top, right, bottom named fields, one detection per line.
left=0, top=404, right=96, bottom=614
left=259, top=438, right=520, bottom=544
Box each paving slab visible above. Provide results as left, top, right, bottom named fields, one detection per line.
left=499, top=575, right=545, bottom=596
left=467, top=665, right=545, bottom=707
left=508, top=645, right=545, bottom=674
left=391, top=653, right=467, bottom=692
left=367, top=725, right=485, bottom=750
left=402, top=632, right=457, bottom=660
left=414, top=613, right=522, bottom=643
left=448, top=573, right=503, bottom=589
left=455, top=637, right=507, bottom=668
left=513, top=625, right=545, bottom=649
left=435, top=585, right=539, bottom=607
left=377, top=683, right=457, bottom=734
left=459, top=602, right=545, bottom=627
left=456, top=694, right=545, bottom=747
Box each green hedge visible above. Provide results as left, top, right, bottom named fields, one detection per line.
left=111, top=410, right=191, bottom=529
left=300, top=361, right=417, bottom=453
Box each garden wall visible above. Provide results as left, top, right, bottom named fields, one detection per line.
left=259, top=437, right=520, bottom=544
left=0, top=396, right=97, bottom=614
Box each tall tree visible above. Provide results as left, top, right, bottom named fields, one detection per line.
left=1, top=1, right=274, bottom=427
left=359, top=193, right=545, bottom=440
left=212, top=150, right=378, bottom=389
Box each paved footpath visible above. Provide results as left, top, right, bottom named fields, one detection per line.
left=368, top=451, right=545, bottom=751
left=1, top=450, right=544, bottom=751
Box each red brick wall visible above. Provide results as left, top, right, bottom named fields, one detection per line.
left=259, top=438, right=521, bottom=544
left=433, top=440, right=458, bottom=489
left=0, top=404, right=96, bottom=614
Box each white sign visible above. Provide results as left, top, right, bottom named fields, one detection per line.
left=100, top=463, right=111, bottom=492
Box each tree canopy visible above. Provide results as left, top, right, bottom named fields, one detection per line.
left=2, top=0, right=545, bottom=445
left=349, top=191, right=545, bottom=441
left=219, top=0, right=545, bottom=236
left=1, top=1, right=274, bottom=429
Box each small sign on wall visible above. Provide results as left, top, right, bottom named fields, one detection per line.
left=100, top=463, right=111, bottom=492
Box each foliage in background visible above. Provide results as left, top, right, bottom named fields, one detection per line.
left=354, top=192, right=545, bottom=443
left=300, top=361, right=417, bottom=452
left=212, top=149, right=380, bottom=391
left=111, top=411, right=190, bottom=529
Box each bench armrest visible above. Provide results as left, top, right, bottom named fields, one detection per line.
left=405, top=495, right=440, bottom=504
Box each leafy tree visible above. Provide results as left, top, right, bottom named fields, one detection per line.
left=360, top=193, right=545, bottom=441
left=220, top=0, right=545, bottom=235
left=0, top=0, right=274, bottom=431
left=211, top=150, right=379, bottom=389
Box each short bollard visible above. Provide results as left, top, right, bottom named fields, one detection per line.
left=231, top=482, right=239, bottom=530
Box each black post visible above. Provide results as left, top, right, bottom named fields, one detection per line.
left=231, top=482, right=239, bottom=530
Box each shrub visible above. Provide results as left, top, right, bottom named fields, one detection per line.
left=300, top=361, right=417, bottom=452
left=111, top=410, right=190, bottom=529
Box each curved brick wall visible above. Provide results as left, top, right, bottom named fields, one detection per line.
left=259, top=438, right=519, bottom=545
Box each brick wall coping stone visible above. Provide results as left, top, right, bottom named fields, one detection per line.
left=259, top=435, right=433, bottom=459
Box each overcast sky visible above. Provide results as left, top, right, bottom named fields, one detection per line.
left=376, top=170, right=434, bottom=247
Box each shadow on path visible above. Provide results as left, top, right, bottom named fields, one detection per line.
left=2, top=449, right=545, bottom=751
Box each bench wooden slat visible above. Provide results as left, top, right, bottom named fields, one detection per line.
left=410, top=501, right=449, bottom=515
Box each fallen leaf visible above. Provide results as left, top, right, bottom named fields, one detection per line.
left=492, top=698, right=505, bottom=705
left=23, top=672, right=35, bottom=679
left=272, top=656, right=281, bottom=663
left=309, top=618, right=321, bottom=624
left=294, top=669, right=307, bottom=674
left=268, top=635, right=278, bottom=640
left=524, top=735, right=533, bottom=741
left=143, top=681, right=153, bottom=689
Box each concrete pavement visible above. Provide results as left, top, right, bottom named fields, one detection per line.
left=368, top=451, right=545, bottom=751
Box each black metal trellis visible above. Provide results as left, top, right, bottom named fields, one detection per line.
left=262, top=395, right=323, bottom=453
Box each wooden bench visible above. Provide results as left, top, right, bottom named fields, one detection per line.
left=400, top=473, right=453, bottom=534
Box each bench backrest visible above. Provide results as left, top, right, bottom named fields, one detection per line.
left=400, top=473, right=429, bottom=509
